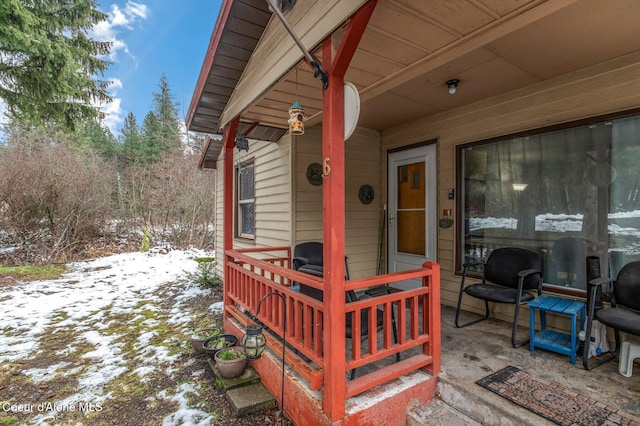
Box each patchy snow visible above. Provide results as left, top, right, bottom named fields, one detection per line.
left=209, top=301, right=224, bottom=312
left=159, top=382, right=214, bottom=426
left=0, top=248, right=217, bottom=425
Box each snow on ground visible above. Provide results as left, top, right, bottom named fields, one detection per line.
left=0, top=248, right=216, bottom=425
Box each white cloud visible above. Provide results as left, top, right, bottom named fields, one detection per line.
left=90, top=2, right=149, bottom=134
left=91, top=1, right=149, bottom=62
left=125, top=2, right=148, bottom=20
left=99, top=78, right=125, bottom=134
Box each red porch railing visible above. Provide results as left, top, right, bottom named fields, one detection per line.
left=224, top=247, right=440, bottom=398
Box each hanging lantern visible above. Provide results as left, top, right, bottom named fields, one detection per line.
left=242, top=324, right=267, bottom=360
left=288, top=101, right=305, bottom=135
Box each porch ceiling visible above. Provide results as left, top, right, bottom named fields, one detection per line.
left=187, top=0, right=640, bottom=148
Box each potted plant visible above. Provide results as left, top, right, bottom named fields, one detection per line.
left=214, top=346, right=248, bottom=379
left=202, top=334, right=238, bottom=359
left=189, top=328, right=221, bottom=354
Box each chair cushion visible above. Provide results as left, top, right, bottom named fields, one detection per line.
left=464, top=283, right=535, bottom=304
left=297, top=265, right=324, bottom=277
left=596, top=308, right=640, bottom=336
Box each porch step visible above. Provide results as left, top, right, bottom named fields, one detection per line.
left=206, top=359, right=277, bottom=416
left=226, top=383, right=277, bottom=416
left=406, top=398, right=480, bottom=426
left=431, top=371, right=554, bottom=426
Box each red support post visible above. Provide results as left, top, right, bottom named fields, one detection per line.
left=322, top=36, right=347, bottom=421
left=223, top=117, right=240, bottom=314
left=321, top=1, right=378, bottom=420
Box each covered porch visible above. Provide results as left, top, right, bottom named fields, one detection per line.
left=186, top=0, right=640, bottom=424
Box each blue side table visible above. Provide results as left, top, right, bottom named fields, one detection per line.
left=528, top=295, right=585, bottom=364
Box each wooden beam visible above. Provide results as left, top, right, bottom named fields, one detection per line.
left=320, top=1, right=377, bottom=420
left=321, top=38, right=347, bottom=420
left=330, top=0, right=378, bottom=78
left=223, top=116, right=240, bottom=314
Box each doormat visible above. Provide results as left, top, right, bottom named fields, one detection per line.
left=476, top=366, right=640, bottom=426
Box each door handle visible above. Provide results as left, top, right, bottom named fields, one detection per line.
left=388, top=213, right=395, bottom=228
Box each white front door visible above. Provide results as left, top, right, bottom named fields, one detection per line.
left=387, top=144, right=437, bottom=290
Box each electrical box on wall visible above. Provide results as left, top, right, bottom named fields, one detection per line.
left=448, top=189, right=454, bottom=200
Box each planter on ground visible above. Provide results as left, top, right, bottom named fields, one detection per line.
left=202, top=334, right=238, bottom=359
left=214, top=346, right=248, bottom=379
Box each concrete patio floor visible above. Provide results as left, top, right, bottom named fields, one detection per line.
left=410, top=305, right=640, bottom=425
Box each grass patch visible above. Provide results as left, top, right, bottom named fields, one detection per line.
left=0, top=264, right=66, bottom=282
left=0, top=416, right=21, bottom=425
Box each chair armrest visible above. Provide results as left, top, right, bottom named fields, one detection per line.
left=364, top=285, right=397, bottom=297
left=463, top=260, right=483, bottom=270
left=292, top=256, right=310, bottom=269
left=588, top=277, right=612, bottom=288
left=460, top=260, right=484, bottom=290
left=518, top=268, right=541, bottom=278
left=517, top=269, right=543, bottom=294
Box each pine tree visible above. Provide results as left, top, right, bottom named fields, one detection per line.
left=142, top=74, right=182, bottom=156
left=141, top=111, right=164, bottom=163
left=120, top=112, right=142, bottom=163
left=74, top=120, right=118, bottom=160
left=0, top=0, right=111, bottom=130
left=150, top=74, right=182, bottom=151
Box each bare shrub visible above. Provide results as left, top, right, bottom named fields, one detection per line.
left=147, top=150, right=216, bottom=249
left=0, top=140, right=113, bottom=263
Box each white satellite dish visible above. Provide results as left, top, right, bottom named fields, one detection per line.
left=344, top=82, right=360, bottom=140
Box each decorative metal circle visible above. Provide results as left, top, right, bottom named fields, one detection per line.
left=306, top=163, right=323, bottom=186
left=358, top=184, right=374, bottom=204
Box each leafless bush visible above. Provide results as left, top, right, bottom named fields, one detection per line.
left=0, top=126, right=217, bottom=262
left=0, top=141, right=113, bottom=263
left=148, top=150, right=216, bottom=249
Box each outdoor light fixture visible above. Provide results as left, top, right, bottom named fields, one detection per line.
left=242, top=324, right=266, bottom=360
left=288, top=101, right=305, bottom=135
left=447, top=79, right=460, bottom=95
left=512, top=183, right=528, bottom=191
left=235, top=134, right=249, bottom=151
left=243, top=292, right=287, bottom=425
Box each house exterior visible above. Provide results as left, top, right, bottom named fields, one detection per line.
left=187, top=0, right=640, bottom=424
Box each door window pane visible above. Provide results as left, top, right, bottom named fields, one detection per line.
left=397, top=162, right=425, bottom=255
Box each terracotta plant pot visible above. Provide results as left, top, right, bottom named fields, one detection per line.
left=214, top=346, right=248, bottom=379
left=190, top=337, right=206, bottom=354
left=202, top=334, right=238, bottom=359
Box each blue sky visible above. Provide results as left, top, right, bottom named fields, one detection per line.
left=93, top=1, right=223, bottom=136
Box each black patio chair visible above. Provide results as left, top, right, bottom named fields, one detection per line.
left=455, top=247, right=543, bottom=348
left=293, top=242, right=400, bottom=379
left=583, top=260, right=640, bottom=370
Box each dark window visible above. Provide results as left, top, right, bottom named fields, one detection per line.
left=459, top=114, right=640, bottom=291
left=237, top=160, right=255, bottom=239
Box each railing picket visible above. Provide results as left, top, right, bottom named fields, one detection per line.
left=224, top=247, right=439, bottom=397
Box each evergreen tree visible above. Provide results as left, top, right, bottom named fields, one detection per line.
left=0, top=0, right=112, bottom=130
left=149, top=74, right=182, bottom=151
left=128, top=75, right=183, bottom=164
left=141, top=111, right=164, bottom=163
left=74, top=120, right=117, bottom=160
left=120, top=112, right=142, bottom=163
